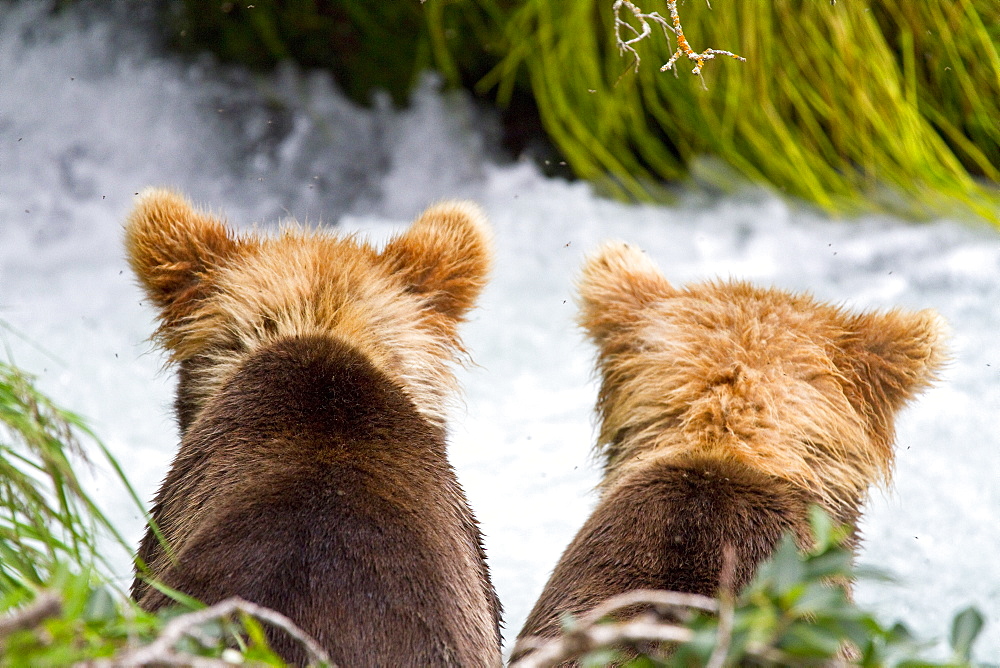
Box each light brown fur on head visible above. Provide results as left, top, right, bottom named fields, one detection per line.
left=577, top=241, right=947, bottom=518
left=125, top=188, right=492, bottom=428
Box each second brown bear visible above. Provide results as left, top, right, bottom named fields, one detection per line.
left=514, top=241, right=946, bottom=661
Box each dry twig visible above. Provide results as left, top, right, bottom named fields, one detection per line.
left=613, top=0, right=675, bottom=73
left=510, top=589, right=719, bottom=668
left=582, top=588, right=719, bottom=622
left=705, top=544, right=737, bottom=668
left=660, top=0, right=745, bottom=76
left=510, top=580, right=852, bottom=668
left=0, top=592, right=63, bottom=642
left=90, top=597, right=334, bottom=668
left=613, top=0, right=745, bottom=78
left=513, top=616, right=693, bottom=667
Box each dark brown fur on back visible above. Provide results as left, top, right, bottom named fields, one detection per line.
left=514, top=458, right=828, bottom=654
left=135, top=335, right=500, bottom=666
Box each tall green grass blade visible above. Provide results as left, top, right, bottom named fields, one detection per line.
left=0, top=355, right=136, bottom=598
left=489, top=0, right=1000, bottom=222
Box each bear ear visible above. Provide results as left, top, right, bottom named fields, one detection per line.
left=577, top=241, right=676, bottom=344
left=836, top=308, right=948, bottom=422
left=124, top=188, right=243, bottom=329
left=379, top=201, right=493, bottom=320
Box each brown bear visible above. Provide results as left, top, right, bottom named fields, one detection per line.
left=126, top=189, right=502, bottom=667
left=513, top=241, right=946, bottom=661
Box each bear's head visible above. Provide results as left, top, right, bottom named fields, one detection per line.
left=577, top=241, right=947, bottom=514
left=125, top=189, right=492, bottom=432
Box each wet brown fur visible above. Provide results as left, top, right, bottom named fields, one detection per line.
left=514, top=241, right=946, bottom=660
left=126, top=189, right=501, bottom=666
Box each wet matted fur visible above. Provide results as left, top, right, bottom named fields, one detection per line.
left=126, top=189, right=501, bottom=666
left=514, top=241, right=946, bottom=660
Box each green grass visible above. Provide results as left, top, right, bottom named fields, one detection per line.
left=0, top=358, right=135, bottom=595
left=486, top=0, right=1000, bottom=222
left=46, top=0, right=1000, bottom=221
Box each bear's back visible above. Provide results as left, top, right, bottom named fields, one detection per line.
left=515, top=456, right=821, bottom=650
left=136, top=335, right=500, bottom=666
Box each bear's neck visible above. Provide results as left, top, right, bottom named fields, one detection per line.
left=183, top=335, right=445, bottom=460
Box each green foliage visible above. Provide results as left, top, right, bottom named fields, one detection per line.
left=951, top=607, right=987, bottom=666
left=0, top=358, right=133, bottom=594
left=558, top=509, right=989, bottom=667
left=2, top=571, right=152, bottom=666
left=0, top=571, right=295, bottom=666
left=489, top=0, right=1000, bottom=222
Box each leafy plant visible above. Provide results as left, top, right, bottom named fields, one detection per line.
left=0, top=571, right=303, bottom=667
left=516, top=508, right=990, bottom=667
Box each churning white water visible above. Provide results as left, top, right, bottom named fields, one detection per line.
left=1, top=2, right=998, bottom=659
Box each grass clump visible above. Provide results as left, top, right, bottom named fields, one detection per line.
left=43, top=1, right=1000, bottom=220
left=0, top=358, right=132, bottom=593
left=484, top=0, right=1000, bottom=222
left=150, top=1, right=1000, bottom=221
